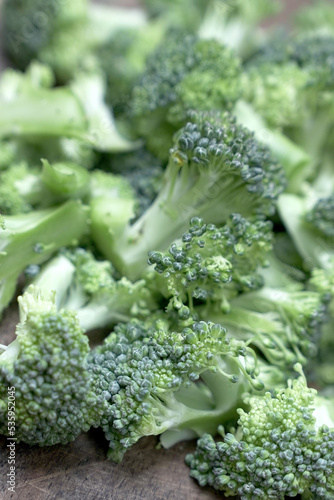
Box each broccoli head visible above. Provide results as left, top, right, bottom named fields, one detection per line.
left=186, top=365, right=334, bottom=499
left=0, top=285, right=106, bottom=446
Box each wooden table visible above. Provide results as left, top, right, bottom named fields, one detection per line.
left=0, top=1, right=310, bottom=498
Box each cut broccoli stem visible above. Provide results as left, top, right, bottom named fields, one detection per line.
left=0, top=88, right=86, bottom=139
left=0, top=338, right=20, bottom=368
left=0, top=201, right=88, bottom=281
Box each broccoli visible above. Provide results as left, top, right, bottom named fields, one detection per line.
left=91, top=111, right=285, bottom=281
left=0, top=159, right=90, bottom=215
left=0, top=200, right=88, bottom=316
left=186, top=365, right=334, bottom=499
left=131, top=33, right=242, bottom=159
left=198, top=0, right=281, bottom=59
left=0, top=285, right=107, bottom=445
left=247, top=32, right=334, bottom=177
left=2, top=0, right=147, bottom=82
left=29, top=248, right=157, bottom=333
left=0, top=62, right=137, bottom=153
left=88, top=318, right=263, bottom=462
left=147, top=215, right=273, bottom=320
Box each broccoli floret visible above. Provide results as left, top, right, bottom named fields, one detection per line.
left=0, top=285, right=107, bottom=445
left=147, top=215, right=273, bottom=320
left=0, top=62, right=137, bottom=153
left=186, top=365, right=334, bottom=499
left=0, top=201, right=88, bottom=315
left=91, top=111, right=285, bottom=281
left=131, top=33, right=242, bottom=159
left=29, top=248, right=157, bottom=333
left=88, top=318, right=263, bottom=462
left=2, top=0, right=147, bottom=82
left=0, top=159, right=90, bottom=215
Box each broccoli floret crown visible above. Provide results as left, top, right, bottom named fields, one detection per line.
left=186, top=367, right=334, bottom=499
left=0, top=286, right=105, bottom=446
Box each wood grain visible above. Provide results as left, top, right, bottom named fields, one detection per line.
left=0, top=1, right=310, bottom=499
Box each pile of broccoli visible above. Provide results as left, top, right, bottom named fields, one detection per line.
left=1, top=0, right=334, bottom=498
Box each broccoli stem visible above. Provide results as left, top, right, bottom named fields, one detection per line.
left=160, top=358, right=248, bottom=448
left=0, top=88, right=86, bottom=139
left=0, top=201, right=88, bottom=281
left=0, top=338, right=20, bottom=369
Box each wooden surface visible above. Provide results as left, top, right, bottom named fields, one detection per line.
left=0, top=1, right=310, bottom=499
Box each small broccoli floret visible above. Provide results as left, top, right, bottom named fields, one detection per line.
left=131, top=33, right=242, bottom=159
left=186, top=365, right=334, bottom=499
left=0, top=285, right=107, bottom=446
left=0, top=62, right=137, bottom=153
left=91, top=111, right=285, bottom=281
left=88, top=318, right=263, bottom=462
left=30, top=248, right=157, bottom=332
left=147, top=215, right=273, bottom=320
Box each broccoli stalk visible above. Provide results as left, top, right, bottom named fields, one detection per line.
left=0, top=200, right=88, bottom=315
left=0, top=286, right=107, bottom=445
left=0, top=62, right=138, bottom=153
left=186, top=364, right=334, bottom=499
left=91, top=112, right=285, bottom=280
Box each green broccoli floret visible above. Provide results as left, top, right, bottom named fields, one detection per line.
left=142, top=0, right=208, bottom=31
left=0, top=200, right=88, bottom=316
left=147, top=215, right=273, bottom=320
left=88, top=318, right=263, bottom=462
left=131, top=33, right=242, bottom=159
left=186, top=365, right=334, bottom=499
left=0, top=62, right=137, bottom=153
left=2, top=0, right=147, bottom=82
left=0, top=159, right=90, bottom=215
left=29, top=248, right=157, bottom=332
left=247, top=32, right=334, bottom=179
left=91, top=111, right=285, bottom=281
left=0, top=285, right=107, bottom=445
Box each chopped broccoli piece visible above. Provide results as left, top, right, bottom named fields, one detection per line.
left=29, top=248, right=157, bottom=332
left=0, top=62, right=138, bottom=153
left=91, top=111, right=285, bottom=280
left=88, top=318, right=263, bottom=462
left=0, top=201, right=88, bottom=315
left=131, top=33, right=242, bottom=159
left=147, top=215, right=273, bottom=320
left=186, top=365, right=334, bottom=499
left=2, top=0, right=147, bottom=82
left=0, top=159, right=90, bottom=215
left=0, top=285, right=107, bottom=445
